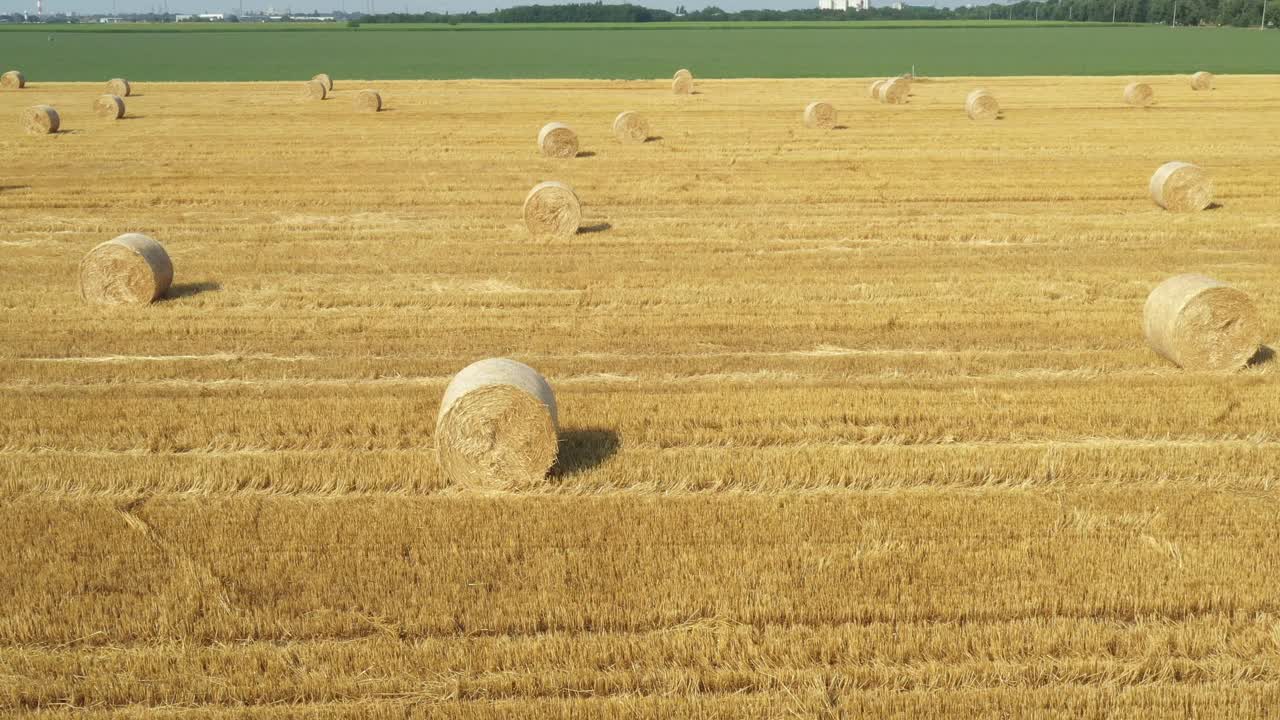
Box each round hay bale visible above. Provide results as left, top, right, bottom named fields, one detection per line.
left=354, top=89, right=382, bottom=112
left=94, top=94, right=126, bottom=120
left=1123, top=82, right=1154, bottom=107
left=965, top=89, right=1000, bottom=120
left=436, top=358, right=559, bottom=490
left=803, top=101, right=837, bottom=129
left=1, top=70, right=25, bottom=89
left=1190, top=71, right=1214, bottom=91
left=1143, top=274, right=1261, bottom=372
left=879, top=77, right=910, bottom=105
left=523, top=181, right=581, bottom=240
left=304, top=79, right=328, bottom=100
left=1149, top=161, right=1213, bottom=212
left=20, top=105, right=59, bottom=135
left=672, top=74, right=693, bottom=95
left=612, top=110, right=650, bottom=144
left=79, top=233, right=174, bottom=306
left=674, top=68, right=692, bottom=81
left=106, top=78, right=132, bottom=97
left=312, top=73, right=333, bottom=91
left=869, top=79, right=887, bottom=100
left=537, top=122, right=579, bottom=159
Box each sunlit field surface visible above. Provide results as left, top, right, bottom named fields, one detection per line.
left=1, top=76, right=1278, bottom=717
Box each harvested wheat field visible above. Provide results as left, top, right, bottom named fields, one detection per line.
left=1, top=76, right=1278, bottom=718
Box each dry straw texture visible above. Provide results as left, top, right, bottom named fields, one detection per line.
left=1124, top=82, right=1155, bottom=107
left=522, top=180, right=581, bottom=239
left=803, top=101, right=837, bottom=129
left=965, top=89, right=1000, bottom=120
left=1143, top=274, right=1261, bottom=372
left=312, top=73, right=333, bottom=91
left=20, top=104, right=59, bottom=135
left=354, top=89, right=382, bottom=112
left=537, top=122, right=579, bottom=158
left=106, top=78, right=132, bottom=97
left=673, top=74, right=694, bottom=95
left=1, top=70, right=24, bottom=89
left=879, top=77, right=910, bottom=104
left=869, top=79, right=887, bottom=99
left=304, top=79, right=328, bottom=100
left=674, top=68, right=692, bottom=81
left=612, top=110, right=650, bottom=144
left=94, top=94, right=126, bottom=120
left=436, top=358, right=559, bottom=490
left=1149, top=161, right=1213, bottom=212
left=1190, top=71, right=1215, bottom=91
left=6, top=78, right=1280, bottom=716
left=78, top=233, right=174, bottom=306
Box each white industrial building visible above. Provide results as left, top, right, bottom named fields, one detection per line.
left=819, top=0, right=870, bottom=10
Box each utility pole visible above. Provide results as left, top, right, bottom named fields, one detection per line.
left=1263, top=0, right=1268, bottom=29
left=1172, top=0, right=1177, bottom=26
left=1112, top=2, right=1116, bottom=21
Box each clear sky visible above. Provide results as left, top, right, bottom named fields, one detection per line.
left=5, top=0, right=956, bottom=18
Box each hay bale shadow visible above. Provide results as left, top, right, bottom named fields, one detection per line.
left=1248, top=345, right=1275, bottom=367
left=576, top=151, right=596, bottom=158
left=554, top=429, right=620, bottom=476
left=578, top=222, right=611, bottom=235
left=644, top=135, right=663, bottom=143
left=163, top=281, right=222, bottom=301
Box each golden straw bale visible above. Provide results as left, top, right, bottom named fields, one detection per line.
left=879, top=77, right=910, bottom=104
left=965, top=89, right=1000, bottom=120
left=304, top=80, right=328, bottom=100
left=1143, top=274, right=1262, bottom=371
left=1149, top=161, right=1213, bottom=212
left=1123, top=82, right=1155, bottom=107
left=2, top=70, right=27, bottom=89
left=537, top=122, right=579, bottom=159
left=79, top=233, right=174, bottom=305
left=94, top=94, right=125, bottom=120
left=20, top=105, right=59, bottom=135
left=436, top=358, right=559, bottom=490
left=354, top=89, right=382, bottom=112
left=523, top=181, right=581, bottom=239
left=612, top=111, right=650, bottom=144
left=803, top=101, right=837, bottom=129
left=106, top=78, right=132, bottom=97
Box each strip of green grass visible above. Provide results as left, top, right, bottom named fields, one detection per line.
left=1, top=25, right=1275, bottom=80
left=0, top=20, right=1115, bottom=32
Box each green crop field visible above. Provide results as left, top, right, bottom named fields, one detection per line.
left=0, top=23, right=1277, bottom=80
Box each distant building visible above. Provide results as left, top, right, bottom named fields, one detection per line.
left=819, top=0, right=870, bottom=10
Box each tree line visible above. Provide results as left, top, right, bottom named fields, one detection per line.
left=355, top=0, right=1272, bottom=28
